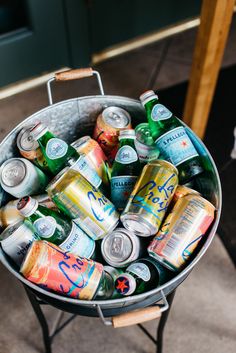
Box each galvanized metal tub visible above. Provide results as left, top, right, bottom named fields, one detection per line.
left=0, top=69, right=221, bottom=323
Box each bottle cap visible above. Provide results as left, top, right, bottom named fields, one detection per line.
left=17, top=196, right=38, bottom=217
left=139, top=90, right=158, bottom=106
left=119, top=129, right=135, bottom=140
left=115, top=273, right=136, bottom=296
left=30, top=122, right=48, bottom=140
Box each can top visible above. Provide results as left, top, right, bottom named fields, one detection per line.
left=119, top=129, right=135, bottom=140
left=30, top=122, right=48, bottom=140
left=20, top=240, right=44, bottom=278
left=115, top=273, right=136, bottom=296
left=17, top=196, right=38, bottom=217
left=101, top=228, right=135, bottom=264
left=71, top=136, right=91, bottom=150
left=0, top=220, right=24, bottom=242
left=102, top=107, right=131, bottom=129
left=135, top=123, right=155, bottom=146
left=17, top=125, right=39, bottom=151
left=148, top=159, right=179, bottom=175
left=139, top=90, right=158, bottom=106
left=46, top=167, right=72, bottom=194
left=0, top=158, right=26, bottom=187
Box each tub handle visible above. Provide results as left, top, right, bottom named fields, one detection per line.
left=96, top=290, right=169, bottom=328
left=47, top=68, right=105, bottom=105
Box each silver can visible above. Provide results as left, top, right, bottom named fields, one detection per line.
left=17, top=125, right=48, bottom=171
left=101, top=228, right=141, bottom=267
left=0, top=158, right=49, bottom=198
left=0, top=220, right=37, bottom=266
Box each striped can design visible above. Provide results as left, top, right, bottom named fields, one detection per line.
left=148, top=194, right=215, bottom=271
left=46, top=168, right=119, bottom=240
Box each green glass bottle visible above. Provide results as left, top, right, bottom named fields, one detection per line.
left=139, top=90, right=203, bottom=183
left=17, top=196, right=96, bottom=260
left=17, top=196, right=70, bottom=244
left=111, top=129, right=141, bottom=211
left=30, top=122, right=80, bottom=175
left=95, top=266, right=123, bottom=299
left=115, top=257, right=170, bottom=296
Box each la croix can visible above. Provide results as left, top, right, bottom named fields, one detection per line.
left=0, top=158, right=49, bottom=198
left=93, top=106, right=132, bottom=162
left=101, top=228, right=141, bottom=267
left=171, top=185, right=200, bottom=205
left=0, top=220, right=37, bottom=266
left=46, top=167, right=119, bottom=240
left=71, top=136, right=110, bottom=185
left=17, top=125, right=48, bottom=171
left=148, top=194, right=215, bottom=271
left=121, top=160, right=178, bottom=236
left=20, top=240, right=104, bottom=300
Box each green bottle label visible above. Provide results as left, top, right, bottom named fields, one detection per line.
left=33, top=216, right=56, bottom=238
left=111, top=175, right=137, bottom=209
left=127, top=262, right=151, bottom=282
left=151, top=104, right=172, bottom=121
left=115, top=145, right=138, bottom=164
left=46, top=138, right=68, bottom=160
left=155, top=126, right=199, bottom=166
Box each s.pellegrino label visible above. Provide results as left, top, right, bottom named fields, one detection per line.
left=46, top=138, right=68, bottom=160
left=127, top=262, right=151, bottom=282
left=155, top=127, right=199, bottom=166
left=60, top=222, right=95, bottom=258
left=33, top=216, right=56, bottom=238
left=115, top=145, right=138, bottom=164
left=111, top=175, right=137, bottom=210
left=151, top=104, right=172, bottom=121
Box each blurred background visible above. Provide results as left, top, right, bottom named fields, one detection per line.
left=0, top=1, right=235, bottom=353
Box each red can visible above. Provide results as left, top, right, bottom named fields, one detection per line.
left=93, top=106, right=132, bottom=162
left=20, top=240, right=103, bottom=300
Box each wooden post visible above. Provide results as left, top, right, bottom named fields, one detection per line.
left=183, top=0, right=235, bottom=139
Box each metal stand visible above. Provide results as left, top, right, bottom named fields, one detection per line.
left=24, top=286, right=175, bottom=353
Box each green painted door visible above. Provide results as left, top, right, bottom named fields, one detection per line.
left=0, top=0, right=89, bottom=87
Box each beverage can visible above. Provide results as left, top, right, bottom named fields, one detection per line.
left=93, top=107, right=132, bottom=162
left=101, top=228, right=141, bottom=267
left=0, top=158, right=49, bottom=198
left=121, top=160, right=178, bottom=236
left=46, top=168, right=119, bottom=240
left=17, top=125, right=48, bottom=171
left=148, top=194, right=215, bottom=271
left=20, top=240, right=104, bottom=300
left=0, top=220, right=38, bottom=266
left=72, top=136, right=110, bottom=185
left=135, top=123, right=160, bottom=163
left=171, top=185, right=200, bottom=205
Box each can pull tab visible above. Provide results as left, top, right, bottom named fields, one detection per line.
left=47, top=68, right=105, bottom=105
left=230, top=126, right=236, bottom=159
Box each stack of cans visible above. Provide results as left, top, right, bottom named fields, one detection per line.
left=0, top=103, right=216, bottom=301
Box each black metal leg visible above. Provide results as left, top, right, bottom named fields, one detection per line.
left=24, top=286, right=52, bottom=353
left=156, top=290, right=176, bottom=353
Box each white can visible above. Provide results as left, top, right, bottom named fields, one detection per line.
left=0, top=220, right=37, bottom=266
left=0, top=158, right=49, bottom=198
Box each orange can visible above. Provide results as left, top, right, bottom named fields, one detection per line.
left=20, top=240, right=103, bottom=300
left=72, top=136, right=110, bottom=185
left=93, top=107, right=132, bottom=162
left=148, top=194, right=215, bottom=271
left=171, top=185, right=200, bottom=205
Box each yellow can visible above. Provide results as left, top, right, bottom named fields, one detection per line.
left=121, top=160, right=178, bottom=237
left=46, top=167, right=119, bottom=240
